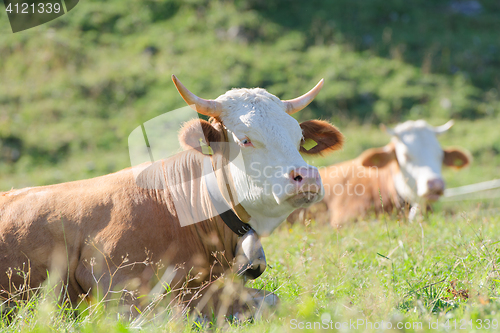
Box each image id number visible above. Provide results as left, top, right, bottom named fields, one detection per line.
left=6, top=2, right=61, bottom=14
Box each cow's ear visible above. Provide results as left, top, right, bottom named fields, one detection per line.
left=299, top=120, right=344, bottom=155
left=443, top=147, right=471, bottom=169
left=359, top=144, right=396, bottom=168
left=178, top=119, right=223, bottom=153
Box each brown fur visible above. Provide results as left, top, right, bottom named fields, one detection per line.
left=319, top=157, right=402, bottom=226
left=0, top=148, right=240, bottom=311
left=300, top=120, right=344, bottom=155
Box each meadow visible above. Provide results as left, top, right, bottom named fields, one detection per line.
left=0, top=0, right=499, bottom=331
left=1, top=203, right=500, bottom=332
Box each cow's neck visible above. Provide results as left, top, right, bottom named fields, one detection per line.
left=389, top=161, right=421, bottom=218
left=212, top=126, right=252, bottom=223
left=392, top=171, right=414, bottom=203
left=203, top=122, right=254, bottom=237
left=130, top=154, right=237, bottom=269
left=390, top=164, right=415, bottom=204
left=204, top=156, right=253, bottom=236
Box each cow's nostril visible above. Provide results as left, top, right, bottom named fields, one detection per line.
left=289, top=167, right=320, bottom=186
left=427, top=178, right=445, bottom=192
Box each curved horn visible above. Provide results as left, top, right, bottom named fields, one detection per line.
left=172, top=75, right=222, bottom=117
left=283, top=79, right=324, bottom=115
left=433, top=120, right=454, bottom=135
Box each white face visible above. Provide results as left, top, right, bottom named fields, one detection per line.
left=391, top=120, right=446, bottom=203
left=216, top=88, right=324, bottom=235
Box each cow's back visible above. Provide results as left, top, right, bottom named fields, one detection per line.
left=0, top=169, right=144, bottom=297
left=319, top=159, right=401, bottom=226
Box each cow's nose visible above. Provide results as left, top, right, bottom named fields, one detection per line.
left=289, top=167, right=321, bottom=188
left=427, top=178, right=445, bottom=194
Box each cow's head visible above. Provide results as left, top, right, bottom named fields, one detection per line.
left=173, top=75, right=344, bottom=235
left=360, top=120, right=470, bottom=204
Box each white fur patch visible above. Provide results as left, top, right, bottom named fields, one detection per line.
left=214, top=88, right=323, bottom=235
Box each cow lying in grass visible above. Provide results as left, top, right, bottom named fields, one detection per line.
left=0, top=76, right=343, bottom=319
left=290, top=120, right=470, bottom=227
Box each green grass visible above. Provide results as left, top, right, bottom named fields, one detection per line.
left=2, top=207, right=500, bottom=332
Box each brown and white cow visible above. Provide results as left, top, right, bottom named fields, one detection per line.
left=296, top=120, right=470, bottom=227
left=0, top=76, right=343, bottom=317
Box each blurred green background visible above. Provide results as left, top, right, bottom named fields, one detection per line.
left=0, top=0, right=499, bottom=194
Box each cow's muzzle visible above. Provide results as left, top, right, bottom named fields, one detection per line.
left=422, top=178, right=445, bottom=202
left=284, top=166, right=322, bottom=207
left=288, top=191, right=321, bottom=207
left=288, top=166, right=321, bottom=193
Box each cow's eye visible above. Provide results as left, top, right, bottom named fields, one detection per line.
left=240, top=137, right=254, bottom=147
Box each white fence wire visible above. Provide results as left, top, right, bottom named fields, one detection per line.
left=443, top=179, right=500, bottom=201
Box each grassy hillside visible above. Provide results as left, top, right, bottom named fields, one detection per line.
left=0, top=1, right=500, bottom=331
left=0, top=0, right=499, bottom=190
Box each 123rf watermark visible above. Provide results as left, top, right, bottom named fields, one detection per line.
left=3, top=0, right=78, bottom=33
left=290, top=318, right=499, bottom=330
